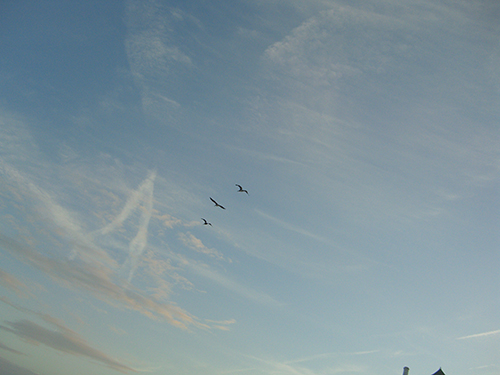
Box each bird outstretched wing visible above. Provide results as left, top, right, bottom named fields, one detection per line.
left=210, top=197, right=225, bottom=209
left=235, top=184, right=249, bottom=194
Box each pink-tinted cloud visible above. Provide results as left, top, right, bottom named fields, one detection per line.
left=0, top=233, right=204, bottom=330
left=204, top=319, right=237, bottom=331
left=178, top=232, right=226, bottom=261
left=0, top=269, right=31, bottom=297
left=1, top=319, right=135, bottom=373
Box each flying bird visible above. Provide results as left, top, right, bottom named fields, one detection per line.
left=235, top=184, right=248, bottom=194
left=201, top=218, right=212, bottom=226
left=210, top=197, right=225, bottom=209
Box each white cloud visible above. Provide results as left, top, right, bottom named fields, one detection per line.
left=457, top=329, right=500, bottom=340
left=99, top=171, right=156, bottom=236
left=0, top=114, right=241, bottom=331
left=261, top=5, right=403, bottom=86
left=0, top=160, right=116, bottom=265
left=249, top=0, right=500, bottom=232
left=97, top=171, right=156, bottom=281
left=124, top=0, right=195, bottom=119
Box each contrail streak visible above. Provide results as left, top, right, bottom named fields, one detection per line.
left=457, top=329, right=500, bottom=340
left=97, top=171, right=156, bottom=281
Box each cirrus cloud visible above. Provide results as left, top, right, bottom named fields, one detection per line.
left=1, top=319, right=135, bottom=373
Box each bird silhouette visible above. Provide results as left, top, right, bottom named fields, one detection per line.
left=235, top=184, right=248, bottom=194
left=201, top=218, right=212, bottom=226
left=210, top=197, right=225, bottom=209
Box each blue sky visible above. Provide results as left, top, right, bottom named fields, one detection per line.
left=0, top=1, right=498, bottom=374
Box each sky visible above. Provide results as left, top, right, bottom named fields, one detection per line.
left=0, top=0, right=498, bottom=374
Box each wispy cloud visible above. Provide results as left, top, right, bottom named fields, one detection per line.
left=0, top=160, right=116, bottom=265
left=226, top=145, right=308, bottom=167
left=204, top=319, right=237, bottom=331
left=0, top=341, right=24, bottom=355
left=255, top=209, right=328, bottom=244
left=254, top=209, right=390, bottom=273
left=0, top=120, right=229, bottom=331
left=261, top=6, right=371, bottom=87
left=109, top=325, right=128, bottom=336
left=154, top=212, right=183, bottom=228
left=0, top=357, right=39, bottom=375
left=243, top=353, right=368, bottom=375
left=178, top=232, right=227, bottom=261
left=0, top=269, right=31, bottom=297
left=124, top=0, right=195, bottom=119
left=99, top=171, right=156, bottom=236
left=140, top=248, right=193, bottom=296
left=1, top=319, right=136, bottom=373
left=243, top=354, right=317, bottom=375
left=163, top=248, right=281, bottom=307
left=0, top=234, right=204, bottom=330
left=457, top=329, right=500, bottom=340
left=285, top=350, right=380, bottom=365
left=254, top=0, right=500, bottom=231
left=98, top=171, right=156, bottom=281
left=183, top=258, right=281, bottom=307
